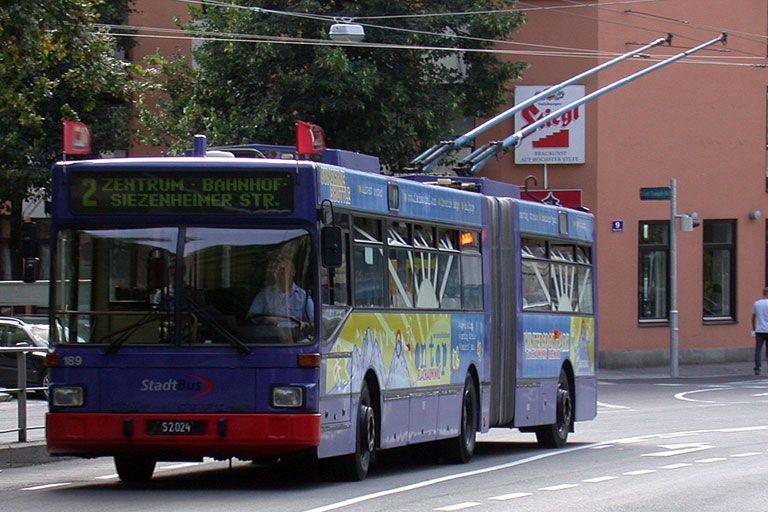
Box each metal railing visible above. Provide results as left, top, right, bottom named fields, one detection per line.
left=0, top=347, right=46, bottom=442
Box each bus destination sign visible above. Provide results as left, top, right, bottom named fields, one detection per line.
left=69, top=170, right=294, bottom=215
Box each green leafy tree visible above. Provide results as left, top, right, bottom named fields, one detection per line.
left=0, top=0, right=135, bottom=277
left=139, top=1, right=526, bottom=169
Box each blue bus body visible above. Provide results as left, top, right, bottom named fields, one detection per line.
left=45, top=149, right=596, bottom=480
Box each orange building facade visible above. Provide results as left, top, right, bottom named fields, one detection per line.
left=127, top=1, right=768, bottom=367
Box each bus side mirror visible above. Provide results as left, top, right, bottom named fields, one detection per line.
left=321, top=226, right=343, bottom=268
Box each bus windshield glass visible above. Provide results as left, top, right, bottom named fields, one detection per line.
left=53, top=227, right=315, bottom=347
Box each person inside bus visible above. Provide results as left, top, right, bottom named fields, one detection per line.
left=246, top=255, right=314, bottom=331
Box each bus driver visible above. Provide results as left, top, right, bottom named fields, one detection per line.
left=246, top=255, right=313, bottom=331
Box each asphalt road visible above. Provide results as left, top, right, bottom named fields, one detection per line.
left=1, top=370, right=766, bottom=512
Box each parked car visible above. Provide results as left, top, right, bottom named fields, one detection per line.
left=0, top=317, right=51, bottom=398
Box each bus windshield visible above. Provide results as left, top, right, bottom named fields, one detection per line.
left=53, top=226, right=315, bottom=348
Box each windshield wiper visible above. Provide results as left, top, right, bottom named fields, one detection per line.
left=103, top=311, right=169, bottom=355
left=184, top=295, right=252, bottom=355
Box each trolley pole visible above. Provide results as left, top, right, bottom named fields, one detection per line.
left=669, top=178, right=679, bottom=378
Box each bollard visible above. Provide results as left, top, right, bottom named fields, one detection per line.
left=16, top=351, right=27, bottom=442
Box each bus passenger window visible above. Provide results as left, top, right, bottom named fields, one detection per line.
left=460, top=254, right=483, bottom=310
left=551, top=243, right=576, bottom=262
left=577, top=265, right=594, bottom=313
left=521, top=238, right=547, bottom=259
left=388, top=247, right=413, bottom=308
left=437, top=252, right=461, bottom=309
left=459, top=231, right=482, bottom=310
left=388, top=223, right=413, bottom=308
left=437, top=229, right=461, bottom=309
left=413, top=225, right=435, bottom=249
left=354, top=217, right=382, bottom=243
left=353, top=246, right=385, bottom=307
left=522, top=260, right=552, bottom=311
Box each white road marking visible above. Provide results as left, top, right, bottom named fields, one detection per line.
left=671, top=385, right=759, bottom=404
left=302, top=444, right=594, bottom=512
left=695, top=458, right=727, bottom=463
left=434, top=503, right=480, bottom=511
left=731, top=452, right=762, bottom=458
left=658, top=433, right=699, bottom=439
left=157, top=462, right=203, bottom=472
left=95, top=473, right=119, bottom=480
left=22, top=482, right=71, bottom=491
left=597, top=401, right=629, bottom=409
left=720, top=426, right=768, bottom=433
left=674, top=388, right=721, bottom=403
left=659, top=463, right=692, bottom=469
left=590, top=444, right=612, bottom=450
left=488, top=492, right=532, bottom=501
left=642, top=443, right=713, bottom=457
left=540, top=484, right=578, bottom=491
left=583, top=476, right=618, bottom=483
left=307, top=426, right=768, bottom=512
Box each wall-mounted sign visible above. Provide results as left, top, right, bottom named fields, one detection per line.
left=639, top=187, right=671, bottom=200
left=514, top=85, right=585, bottom=165
left=524, top=189, right=582, bottom=209
left=611, top=220, right=624, bottom=232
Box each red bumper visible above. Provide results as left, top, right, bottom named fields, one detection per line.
left=47, top=412, right=321, bottom=459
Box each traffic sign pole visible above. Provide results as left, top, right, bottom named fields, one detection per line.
left=669, top=178, right=679, bottom=377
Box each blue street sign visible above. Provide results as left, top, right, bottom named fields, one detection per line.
left=640, top=187, right=671, bottom=200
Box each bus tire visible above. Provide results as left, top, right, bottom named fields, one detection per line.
left=535, top=368, right=572, bottom=449
left=445, top=375, right=478, bottom=463
left=114, top=455, right=156, bottom=483
left=338, top=381, right=375, bottom=481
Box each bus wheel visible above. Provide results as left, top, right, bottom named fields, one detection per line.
left=114, top=455, right=156, bottom=483
left=445, top=375, right=477, bottom=463
left=536, top=369, right=572, bottom=449
left=338, top=382, right=375, bottom=481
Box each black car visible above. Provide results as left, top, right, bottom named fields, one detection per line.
left=0, top=317, right=50, bottom=397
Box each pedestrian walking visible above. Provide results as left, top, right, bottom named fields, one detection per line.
left=751, top=287, right=768, bottom=375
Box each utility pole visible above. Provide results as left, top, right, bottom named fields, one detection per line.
left=640, top=178, right=698, bottom=377
left=669, top=179, right=679, bottom=377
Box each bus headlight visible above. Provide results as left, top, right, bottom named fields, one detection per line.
left=52, top=386, right=84, bottom=407
left=272, top=386, right=303, bottom=408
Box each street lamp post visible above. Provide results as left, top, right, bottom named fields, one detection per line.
left=669, top=178, right=679, bottom=378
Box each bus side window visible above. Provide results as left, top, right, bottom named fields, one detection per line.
left=353, top=246, right=386, bottom=307
left=322, top=233, right=349, bottom=306
left=437, top=229, right=461, bottom=309
left=352, top=217, right=386, bottom=308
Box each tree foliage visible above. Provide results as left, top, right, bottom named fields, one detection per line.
left=0, top=0, right=136, bottom=205
left=139, top=0, right=526, bottom=169
left=0, top=0, right=135, bottom=279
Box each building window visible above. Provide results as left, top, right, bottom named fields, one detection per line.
left=639, top=221, right=669, bottom=321
left=703, top=220, right=736, bottom=320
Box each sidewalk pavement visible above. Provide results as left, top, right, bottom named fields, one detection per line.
left=598, top=360, right=762, bottom=380
left=1, top=361, right=764, bottom=469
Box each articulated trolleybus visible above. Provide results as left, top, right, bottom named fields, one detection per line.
left=45, top=141, right=597, bottom=482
